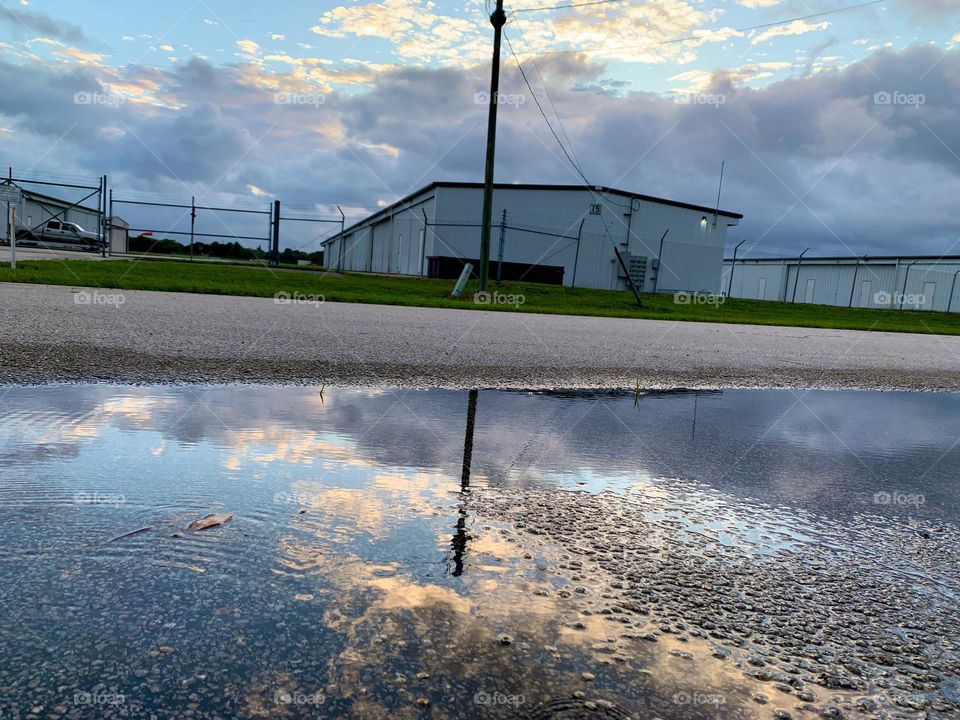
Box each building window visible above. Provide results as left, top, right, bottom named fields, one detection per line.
left=699, top=216, right=708, bottom=232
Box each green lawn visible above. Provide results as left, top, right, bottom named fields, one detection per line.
left=2, top=259, right=959, bottom=335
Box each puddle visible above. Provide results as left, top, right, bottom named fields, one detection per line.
left=0, top=386, right=958, bottom=719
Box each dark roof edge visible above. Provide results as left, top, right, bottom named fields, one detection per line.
left=432, top=182, right=744, bottom=219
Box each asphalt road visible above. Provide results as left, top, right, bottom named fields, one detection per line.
left=1, top=282, right=959, bottom=389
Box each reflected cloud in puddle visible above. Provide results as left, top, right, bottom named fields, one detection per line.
left=0, top=385, right=958, bottom=718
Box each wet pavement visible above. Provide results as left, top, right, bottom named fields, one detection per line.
left=0, top=385, right=958, bottom=719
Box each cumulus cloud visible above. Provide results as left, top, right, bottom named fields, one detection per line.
left=751, top=20, right=830, bottom=45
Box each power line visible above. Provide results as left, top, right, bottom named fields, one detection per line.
left=506, top=3, right=585, bottom=172
left=504, top=28, right=647, bottom=293
left=538, top=0, right=886, bottom=55
left=504, top=30, right=592, bottom=186
left=512, top=0, right=627, bottom=13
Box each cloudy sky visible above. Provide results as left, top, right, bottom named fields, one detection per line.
left=0, top=0, right=958, bottom=257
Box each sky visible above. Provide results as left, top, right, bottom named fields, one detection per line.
left=0, top=0, right=958, bottom=257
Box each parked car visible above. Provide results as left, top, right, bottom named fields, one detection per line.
left=15, top=219, right=100, bottom=251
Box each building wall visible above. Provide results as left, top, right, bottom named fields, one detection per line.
left=722, top=259, right=960, bottom=311
left=19, top=195, right=101, bottom=234
left=109, top=218, right=129, bottom=254
left=327, top=190, right=435, bottom=273
left=324, top=185, right=739, bottom=292
left=368, top=185, right=739, bottom=292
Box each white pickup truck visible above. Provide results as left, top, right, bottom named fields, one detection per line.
left=13, top=218, right=101, bottom=251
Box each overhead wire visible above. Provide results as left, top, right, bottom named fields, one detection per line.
left=505, top=2, right=585, bottom=173
left=493, top=0, right=887, bottom=269
left=512, top=0, right=627, bottom=13
left=504, top=28, right=643, bottom=268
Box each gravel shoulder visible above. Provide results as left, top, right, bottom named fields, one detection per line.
left=2, top=282, right=959, bottom=390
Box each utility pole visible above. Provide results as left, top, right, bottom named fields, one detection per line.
left=478, top=0, right=507, bottom=293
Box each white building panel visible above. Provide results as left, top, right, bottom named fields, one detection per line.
left=722, top=258, right=960, bottom=312
left=324, top=182, right=742, bottom=292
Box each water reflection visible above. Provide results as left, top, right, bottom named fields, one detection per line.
left=0, top=385, right=958, bottom=719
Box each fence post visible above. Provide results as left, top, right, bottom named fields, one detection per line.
left=496, top=209, right=506, bottom=285
left=272, top=200, right=281, bottom=266
left=572, top=218, right=584, bottom=287
left=100, top=175, right=107, bottom=258
left=190, top=196, right=196, bottom=262
left=337, top=205, right=345, bottom=272
left=108, top=188, right=114, bottom=255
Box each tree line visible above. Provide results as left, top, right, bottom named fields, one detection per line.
left=128, top=235, right=324, bottom=265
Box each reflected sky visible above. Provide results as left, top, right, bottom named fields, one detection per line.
left=0, top=385, right=958, bottom=719
left=2, top=385, right=957, bottom=522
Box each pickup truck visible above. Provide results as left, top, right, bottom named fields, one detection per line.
left=14, top=219, right=101, bottom=250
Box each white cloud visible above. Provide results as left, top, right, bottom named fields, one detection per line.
left=236, top=39, right=260, bottom=55
left=738, top=0, right=779, bottom=7
left=752, top=20, right=830, bottom=45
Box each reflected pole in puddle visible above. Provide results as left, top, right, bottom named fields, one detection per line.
left=461, top=389, right=478, bottom=488
left=692, top=390, right=698, bottom=443
left=449, top=389, right=479, bottom=577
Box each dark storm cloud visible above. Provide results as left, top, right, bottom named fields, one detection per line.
left=3, top=45, right=960, bottom=256
left=0, top=4, right=89, bottom=44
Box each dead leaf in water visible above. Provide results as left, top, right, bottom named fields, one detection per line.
left=186, top=513, right=234, bottom=532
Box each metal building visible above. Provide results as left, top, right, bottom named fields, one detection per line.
left=15, top=188, right=102, bottom=236
left=323, top=182, right=743, bottom=293
left=721, top=255, right=960, bottom=311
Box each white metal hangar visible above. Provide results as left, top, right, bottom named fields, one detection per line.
left=322, top=182, right=743, bottom=293
left=721, top=255, right=960, bottom=312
